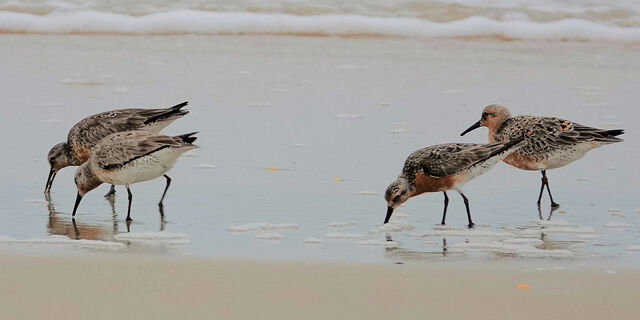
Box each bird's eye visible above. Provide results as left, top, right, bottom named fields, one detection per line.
left=393, top=195, right=400, bottom=202
left=49, top=156, right=55, bottom=162
left=482, top=112, right=488, bottom=118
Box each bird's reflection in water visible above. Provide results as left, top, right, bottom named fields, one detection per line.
left=383, top=237, right=455, bottom=262
left=45, top=192, right=167, bottom=241
left=105, top=195, right=136, bottom=232
left=46, top=194, right=118, bottom=241
left=533, top=205, right=576, bottom=251
left=159, top=204, right=167, bottom=231
left=538, top=205, right=559, bottom=221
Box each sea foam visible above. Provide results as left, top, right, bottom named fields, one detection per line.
left=1, top=11, right=640, bottom=41
left=114, top=232, right=191, bottom=244
left=0, top=235, right=125, bottom=249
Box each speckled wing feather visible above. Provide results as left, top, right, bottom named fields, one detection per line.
left=92, top=131, right=184, bottom=170
left=410, top=143, right=509, bottom=178
left=68, top=107, right=183, bottom=147
left=494, top=115, right=622, bottom=157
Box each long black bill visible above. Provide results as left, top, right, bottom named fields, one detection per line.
left=460, top=120, right=481, bottom=136
left=44, top=168, right=56, bottom=193
left=72, top=192, right=83, bottom=217
left=384, top=206, right=394, bottom=224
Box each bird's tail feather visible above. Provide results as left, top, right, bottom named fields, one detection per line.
left=602, top=129, right=624, bottom=142
left=175, top=132, right=198, bottom=144
left=144, top=101, right=189, bottom=125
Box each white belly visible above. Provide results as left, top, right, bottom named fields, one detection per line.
left=462, top=156, right=502, bottom=184
left=543, top=141, right=605, bottom=170
left=101, top=148, right=184, bottom=185
left=459, top=147, right=515, bottom=185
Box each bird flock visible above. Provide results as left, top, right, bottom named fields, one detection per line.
left=45, top=102, right=624, bottom=227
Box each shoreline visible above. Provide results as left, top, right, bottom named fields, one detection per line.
left=1, top=33, right=639, bottom=265
left=1, top=254, right=638, bottom=319
left=1, top=31, right=640, bottom=46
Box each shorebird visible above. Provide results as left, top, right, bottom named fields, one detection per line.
left=45, top=101, right=189, bottom=196
left=72, top=131, right=198, bottom=221
left=460, top=105, right=624, bottom=207
left=384, top=137, right=524, bottom=227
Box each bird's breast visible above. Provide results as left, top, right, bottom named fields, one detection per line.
left=503, top=152, right=544, bottom=170
left=70, top=143, right=91, bottom=163
left=413, top=172, right=458, bottom=195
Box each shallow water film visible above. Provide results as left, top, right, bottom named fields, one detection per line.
left=0, top=35, right=638, bottom=267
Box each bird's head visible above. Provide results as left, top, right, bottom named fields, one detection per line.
left=383, top=177, right=413, bottom=224
left=461, top=105, right=511, bottom=136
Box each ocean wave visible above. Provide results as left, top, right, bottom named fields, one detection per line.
left=1, top=10, right=640, bottom=41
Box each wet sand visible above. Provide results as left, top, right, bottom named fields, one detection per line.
left=1, top=34, right=639, bottom=263
left=1, top=255, right=638, bottom=320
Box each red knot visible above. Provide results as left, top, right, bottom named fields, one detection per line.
left=72, top=131, right=198, bottom=221
left=45, top=101, right=189, bottom=196
left=384, top=137, right=524, bottom=228
left=461, top=105, right=624, bottom=208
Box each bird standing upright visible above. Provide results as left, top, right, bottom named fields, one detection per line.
left=460, top=105, right=624, bottom=207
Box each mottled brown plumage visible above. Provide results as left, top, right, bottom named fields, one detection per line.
left=384, top=138, right=524, bottom=227
left=461, top=105, right=624, bottom=207
left=73, top=131, right=198, bottom=221
left=92, top=131, right=194, bottom=171
left=45, top=101, right=189, bottom=193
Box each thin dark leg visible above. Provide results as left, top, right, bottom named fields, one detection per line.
left=104, top=185, right=116, bottom=198
left=158, top=175, right=171, bottom=208
left=440, top=191, right=449, bottom=225
left=458, top=192, right=474, bottom=228
left=537, top=171, right=546, bottom=206
left=126, top=185, right=133, bottom=222
left=540, top=170, right=560, bottom=208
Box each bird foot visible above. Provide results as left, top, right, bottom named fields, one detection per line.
left=551, top=202, right=560, bottom=208
left=467, top=223, right=475, bottom=228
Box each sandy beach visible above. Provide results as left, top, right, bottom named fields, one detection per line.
left=0, top=255, right=638, bottom=319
